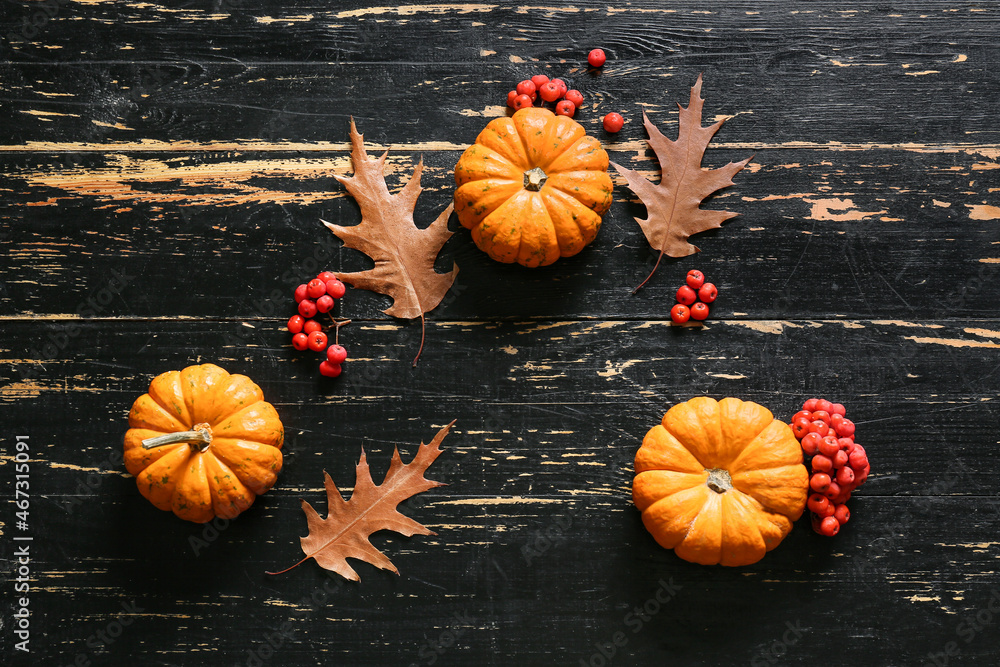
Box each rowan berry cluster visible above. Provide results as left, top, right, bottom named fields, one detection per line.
left=670, top=270, right=718, bottom=323
left=288, top=272, right=351, bottom=377
left=790, top=399, right=871, bottom=536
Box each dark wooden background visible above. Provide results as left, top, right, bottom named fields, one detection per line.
left=2, top=2, right=1000, bottom=665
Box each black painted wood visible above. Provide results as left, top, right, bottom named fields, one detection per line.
left=2, top=2, right=1000, bottom=666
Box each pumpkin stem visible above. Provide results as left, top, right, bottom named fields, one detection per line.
left=142, top=424, right=213, bottom=452
left=706, top=468, right=733, bottom=494
left=522, top=167, right=548, bottom=192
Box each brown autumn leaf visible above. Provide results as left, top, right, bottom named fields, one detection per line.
left=267, top=421, right=454, bottom=581
left=611, top=74, right=753, bottom=293
left=322, top=119, right=458, bottom=366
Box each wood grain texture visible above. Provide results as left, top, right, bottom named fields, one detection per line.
left=2, top=1, right=1000, bottom=665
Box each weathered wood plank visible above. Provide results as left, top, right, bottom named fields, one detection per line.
left=1, top=61, right=998, bottom=145
left=3, top=318, right=999, bottom=497
left=2, top=146, right=998, bottom=320
left=2, top=0, right=998, bottom=73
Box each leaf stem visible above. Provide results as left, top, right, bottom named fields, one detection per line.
left=632, top=250, right=665, bottom=295
left=265, top=555, right=311, bottom=576
left=412, top=313, right=426, bottom=367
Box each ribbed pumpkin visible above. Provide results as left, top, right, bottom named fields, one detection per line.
left=124, top=363, right=284, bottom=523
left=632, top=397, right=808, bottom=566
left=454, top=107, right=613, bottom=267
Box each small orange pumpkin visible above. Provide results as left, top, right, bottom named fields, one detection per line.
left=632, top=397, right=808, bottom=566
left=454, top=107, right=613, bottom=267
left=124, top=363, right=284, bottom=523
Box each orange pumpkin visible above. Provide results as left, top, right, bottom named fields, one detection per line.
left=124, top=363, right=284, bottom=523
left=632, top=397, right=808, bottom=566
left=454, top=107, right=613, bottom=267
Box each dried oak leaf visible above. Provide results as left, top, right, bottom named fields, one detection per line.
left=611, top=75, right=752, bottom=293
left=322, top=119, right=458, bottom=366
left=268, top=421, right=454, bottom=581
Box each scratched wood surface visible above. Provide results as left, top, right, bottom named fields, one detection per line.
left=2, top=2, right=1000, bottom=666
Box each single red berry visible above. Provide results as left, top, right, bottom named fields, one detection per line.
left=810, top=473, right=831, bottom=493
left=791, top=417, right=810, bottom=439
left=690, top=302, right=710, bottom=321
left=849, top=449, right=868, bottom=471
left=832, top=489, right=852, bottom=505
left=512, top=94, right=533, bottom=110
left=807, top=493, right=831, bottom=515
left=516, top=80, right=536, bottom=97
left=839, top=437, right=855, bottom=451
left=811, top=410, right=831, bottom=424
left=326, top=344, right=348, bottom=364
left=587, top=48, right=606, bottom=67
left=291, top=333, right=309, bottom=351
left=287, top=315, right=305, bottom=334
left=539, top=81, right=561, bottom=103
left=815, top=399, right=833, bottom=413
left=325, top=280, right=346, bottom=299
left=686, top=270, right=705, bottom=290
left=303, top=319, right=321, bottom=334
left=507, top=90, right=518, bottom=107
left=565, top=89, right=584, bottom=107
left=818, top=436, right=840, bottom=457
left=824, top=481, right=842, bottom=499
left=298, top=299, right=317, bottom=318
left=317, top=271, right=337, bottom=282
left=551, top=78, right=567, bottom=95
left=830, top=403, right=846, bottom=416
left=833, top=449, right=849, bottom=469
left=531, top=74, right=550, bottom=89
left=808, top=420, right=830, bottom=437
left=834, top=419, right=856, bottom=438
left=836, top=467, right=855, bottom=486
left=316, top=294, right=335, bottom=313
left=800, top=432, right=822, bottom=455
left=555, top=100, right=576, bottom=117
left=294, top=284, right=309, bottom=303
left=856, top=466, right=869, bottom=486
left=811, top=454, right=833, bottom=473
left=319, top=360, right=342, bottom=378
left=676, top=285, right=697, bottom=306
left=670, top=303, right=691, bottom=324
left=834, top=504, right=850, bottom=525
left=697, top=283, right=718, bottom=303
left=819, top=515, right=840, bottom=536
left=830, top=412, right=844, bottom=426
left=603, top=112, right=624, bottom=133
left=307, top=278, right=326, bottom=299
left=307, top=330, right=328, bottom=352
left=793, top=410, right=812, bottom=422
left=803, top=398, right=819, bottom=412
